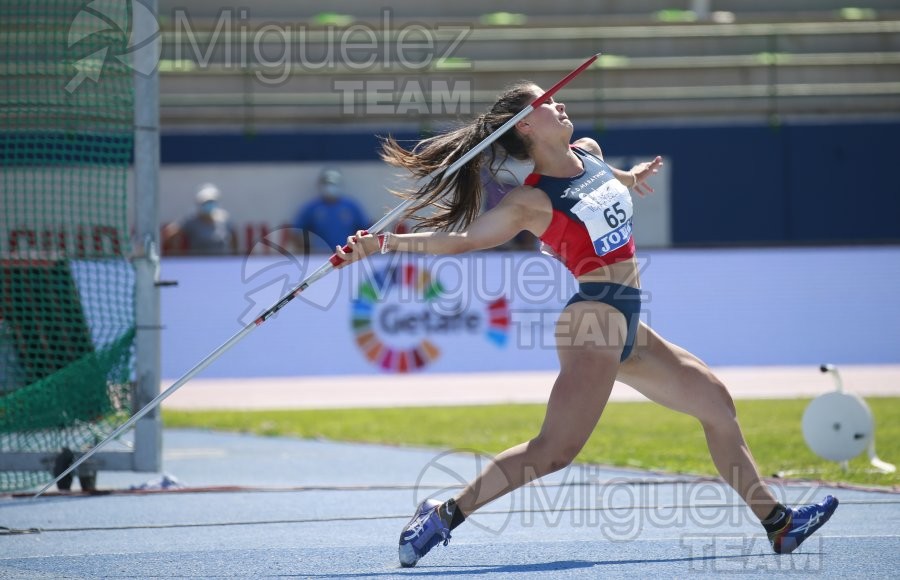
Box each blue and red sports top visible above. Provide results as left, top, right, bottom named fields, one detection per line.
left=525, top=146, right=636, bottom=276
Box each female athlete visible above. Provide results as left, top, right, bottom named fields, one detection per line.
left=336, top=82, right=838, bottom=567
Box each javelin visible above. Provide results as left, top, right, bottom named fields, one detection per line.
left=34, top=52, right=601, bottom=498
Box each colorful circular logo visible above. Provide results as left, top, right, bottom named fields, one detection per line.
left=352, top=263, right=508, bottom=372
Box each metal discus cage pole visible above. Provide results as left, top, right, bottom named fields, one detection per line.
left=131, top=0, right=163, bottom=475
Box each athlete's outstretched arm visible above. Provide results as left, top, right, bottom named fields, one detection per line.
left=336, top=186, right=549, bottom=264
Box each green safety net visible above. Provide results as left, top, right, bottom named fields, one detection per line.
left=1, top=0, right=136, bottom=491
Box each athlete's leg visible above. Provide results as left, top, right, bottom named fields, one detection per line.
left=453, top=301, right=625, bottom=515
left=399, top=301, right=627, bottom=566
left=616, top=322, right=778, bottom=519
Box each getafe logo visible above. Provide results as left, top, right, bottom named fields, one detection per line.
left=352, top=262, right=509, bottom=372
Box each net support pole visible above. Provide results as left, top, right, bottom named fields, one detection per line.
left=132, top=0, right=162, bottom=472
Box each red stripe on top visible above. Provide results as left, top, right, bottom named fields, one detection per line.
left=540, top=209, right=635, bottom=276
left=524, top=173, right=541, bottom=187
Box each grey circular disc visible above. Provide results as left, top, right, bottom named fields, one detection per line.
left=802, top=391, right=873, bottom=462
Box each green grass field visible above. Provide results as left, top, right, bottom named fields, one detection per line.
left=164, top=397, right=900, bottom=488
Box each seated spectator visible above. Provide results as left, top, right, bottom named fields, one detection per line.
left=162, top=183, right=238, bottom=255
left=292, top=168, right=370, bottom=253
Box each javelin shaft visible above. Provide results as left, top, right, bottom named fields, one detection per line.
left=33, top=53, right=599, bottom=499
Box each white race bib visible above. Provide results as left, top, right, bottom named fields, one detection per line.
left=570, top=180, right=634, bottom=256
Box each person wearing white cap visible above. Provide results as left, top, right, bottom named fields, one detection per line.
left=162, top=183, right=238, bottom=255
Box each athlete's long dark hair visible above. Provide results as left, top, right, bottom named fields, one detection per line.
left=380, top=82, right=537, bottom=231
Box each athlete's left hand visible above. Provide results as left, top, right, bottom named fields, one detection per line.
left=630, top=156, right=663, bottom=197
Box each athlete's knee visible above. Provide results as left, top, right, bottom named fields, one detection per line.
left=530, top=434, right=583, bottom=476
left=701, top=384, right=737, bottom=429
left=677, top=362, right=737, bottom=423
left=545, top=444, right=581, bottom=475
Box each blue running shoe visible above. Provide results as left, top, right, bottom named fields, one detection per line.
left=768, top=495, right=839, bottom=554
left=398, top=499, right=451, bottom=567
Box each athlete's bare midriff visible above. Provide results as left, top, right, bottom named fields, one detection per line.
left=576, top=255, right=640, bottom=289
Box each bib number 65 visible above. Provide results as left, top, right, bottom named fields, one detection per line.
left=603, top=202, right=627, bottom=228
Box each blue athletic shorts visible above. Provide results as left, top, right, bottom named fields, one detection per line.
left=565, top=282, right=642, bottom=362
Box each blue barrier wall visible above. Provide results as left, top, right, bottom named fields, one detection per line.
left=161, top=119, right=900, bottom=246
